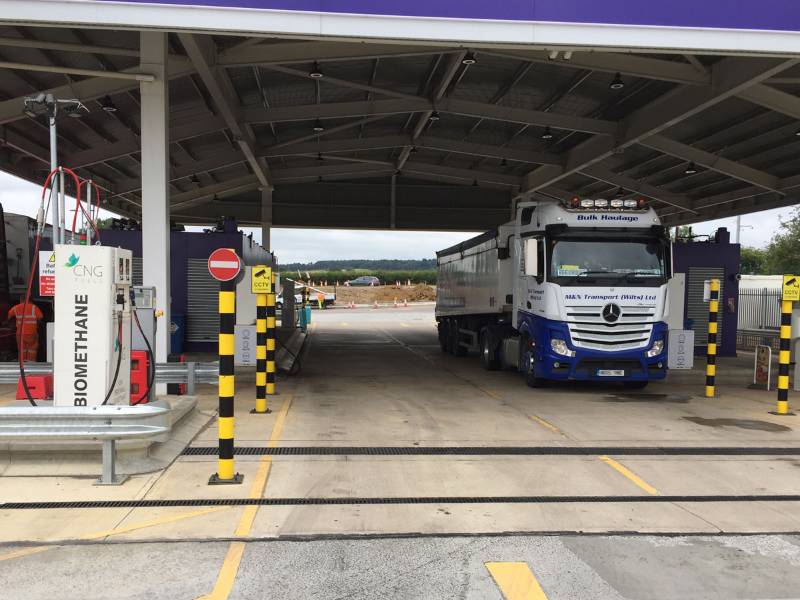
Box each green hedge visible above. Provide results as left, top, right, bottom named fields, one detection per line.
left=285, top=269, right=437, bottom=285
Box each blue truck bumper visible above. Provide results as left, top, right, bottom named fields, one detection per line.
left=519, top=313, right=668, bottom=382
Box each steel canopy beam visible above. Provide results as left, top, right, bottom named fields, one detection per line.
left=416, top=135, right=560, bottom=165
left=521, top=56, right=799, bottom=196
left=578, top=164, right=697, bottom=212
left=641, top=134, right=782, bottom=193
left=179, top=33, right=271, bottom=188
left=0, top=57, right=194, bottom=126
left=218, top=41, right=453, bottom=67
left=738, top=84, right=800, bottom=120
left=483, top=49, right=711, bottom=85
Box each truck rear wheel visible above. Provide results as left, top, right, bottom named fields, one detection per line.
left=450, top=319, right=466, bottom=357
left=438, top=322, right=448, bottom=353
left=479, top=329, right=500, bottom=371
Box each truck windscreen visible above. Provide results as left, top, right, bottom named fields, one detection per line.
left=548, top=238, right=667, bottom=286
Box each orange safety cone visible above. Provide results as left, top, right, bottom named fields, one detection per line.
left=350, top=300, right=355, bottom=309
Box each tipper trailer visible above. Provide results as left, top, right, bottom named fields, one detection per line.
left=436, top=198, right=672, bottom=388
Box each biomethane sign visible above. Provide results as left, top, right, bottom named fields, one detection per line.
left=92, top=1, right=800, bottom=32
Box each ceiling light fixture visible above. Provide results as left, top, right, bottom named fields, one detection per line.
left=309, top=62, right=324, bottom=79
left=609, top=72, right=625, bottom=90
left=429, top=111, right=441, bottom=122
left=313, top=118, right=325, bottom=132
left=462, top=52, right=477, bottom=65
left=101, top=95, right=117, bottom=113
left=501, top=158, right=508, bottom=167
left=685, top=161, right=698, bottom=175
left=541, top=126, right=554, bottom=140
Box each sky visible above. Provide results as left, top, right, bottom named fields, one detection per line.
left=0, top=171, right=794, bottom=263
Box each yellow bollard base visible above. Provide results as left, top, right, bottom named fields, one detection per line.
left=250, top=407, right=272, bottom=414
left=768, top=410, right=796, bottom=417
left=208, top=473, right=244, bottom=485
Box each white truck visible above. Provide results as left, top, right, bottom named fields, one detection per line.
left=436, top=198, right=672, bottom=389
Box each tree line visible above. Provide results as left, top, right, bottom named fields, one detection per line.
left=281, top=259, right=436, bottom=271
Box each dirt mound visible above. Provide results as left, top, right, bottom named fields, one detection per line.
left=323, top=284, right=436, bottom=304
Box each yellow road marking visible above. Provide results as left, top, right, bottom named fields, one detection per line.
left=528, top=414, right=565, bottom=437
left=486, top=562, right=549, bottom=600
left=0, top=506, right=229, bottom=563
left=340, top=322, right=349, bottom=327
left=599, top=455, right=659, bottom=495
left=201, top=394, right=293, bottom=599
left=401, top=323, right=410, bottom=328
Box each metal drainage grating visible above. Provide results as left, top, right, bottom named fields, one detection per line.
left=4, top=495, right=800, bottom=510
left=182, top=446, right=800, bottom=456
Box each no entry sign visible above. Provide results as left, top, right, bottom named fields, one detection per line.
left=208, top=248, right=241, bottom=282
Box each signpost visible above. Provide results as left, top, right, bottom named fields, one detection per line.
left=208, top=248, right=243, bottom=485
left=251, top=265, right=272, bottom=414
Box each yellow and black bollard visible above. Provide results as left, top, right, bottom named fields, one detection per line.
left=209, top=278, right=243, bottom=484
left=253, top=291, right=269, bottom=414
left=251, top=265, right=272, bottom=414
left=774, top=298, right=795, bottom=415
left=267, top=271, right=277, bottom=397
left=705, top=278, right=719, bottom=398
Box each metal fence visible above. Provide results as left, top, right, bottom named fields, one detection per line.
left=737, top=288, right=782, bottom=351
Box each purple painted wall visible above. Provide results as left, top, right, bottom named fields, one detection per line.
left=672, top=233, right=741, bottom=358
left=99, top=0, right=800, bottom=32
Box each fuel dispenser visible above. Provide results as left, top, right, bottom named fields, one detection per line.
left=52, top=245, right=133, bottom=406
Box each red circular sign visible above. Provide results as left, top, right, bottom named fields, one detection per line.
left=208, top=248, right=241, bottom=282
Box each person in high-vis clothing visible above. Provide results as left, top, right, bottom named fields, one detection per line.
left=317, top=291, right=325, bottom=310
left=8, top=301, right=43, bottom=361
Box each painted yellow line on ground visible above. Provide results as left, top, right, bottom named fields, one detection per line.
left=200, top=394, right=293, bottom=599
left=599, top=455, right=659, bottom=495
left=401, top=323, right=410, bottom=328
left=340, top=322, right=349, bottom=327
left=528, top=414, right=566, bottom=437
left=476, top=385, right=502, bottom=401
left=0, top=506, right=230, bottom=563
left=486, top=562, right=549, bottom=600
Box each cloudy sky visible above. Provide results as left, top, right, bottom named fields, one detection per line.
left=0, top=171, right=793, bottom=264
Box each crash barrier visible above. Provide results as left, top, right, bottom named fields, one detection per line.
left=705, top=278, right=719, bottom=398
left=0, top=362, right=217, bottom=396
left=209, top=278, right=243, bottom=485
left=0, top=403, right=170, bottom=485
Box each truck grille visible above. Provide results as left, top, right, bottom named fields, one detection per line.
left=565, top=305, right=655, bottom=351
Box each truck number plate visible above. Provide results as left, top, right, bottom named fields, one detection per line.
left=597, top=369, right=625, bottom=377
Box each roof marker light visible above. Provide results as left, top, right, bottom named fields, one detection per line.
left=594, top=199, right=609, bottom=208
left=610, top=199, right=624, bottom=208
left=580, top=199, right=594, bottom=208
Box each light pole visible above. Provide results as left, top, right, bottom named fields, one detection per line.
left=23, top=93, right=88, bottom=244
left=734, top=215, right=753, bottom=244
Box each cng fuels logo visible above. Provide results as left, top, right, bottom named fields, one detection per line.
left=66, top=253, right=104, bottom=278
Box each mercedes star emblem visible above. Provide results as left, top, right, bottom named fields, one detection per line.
left=601, top=303, right=621, bottom=323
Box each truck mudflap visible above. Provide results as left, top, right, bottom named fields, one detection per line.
left=517, top=312, right=667, bottom=382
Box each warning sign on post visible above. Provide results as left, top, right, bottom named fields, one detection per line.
left=783, top=275, right=799, bottom=302
left=38, top=250, right=55, bottom=296
left=251, top=265, right=271, bottom=294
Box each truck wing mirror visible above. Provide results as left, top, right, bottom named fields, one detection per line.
left=524, top=238, right=538, bottom=277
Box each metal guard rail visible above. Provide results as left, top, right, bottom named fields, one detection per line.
left=0, top=362, right=218, bottom=394
left=0, top=403, right=171, bottom=485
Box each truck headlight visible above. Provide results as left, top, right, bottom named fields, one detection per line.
left=647, top=339, right=664, bottom=357
left=551, top=338, right=575, bottom=357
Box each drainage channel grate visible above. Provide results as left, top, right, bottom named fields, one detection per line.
left=182, top=446, right=800, bottom=456
left=4, top=495, right=800, bottom=510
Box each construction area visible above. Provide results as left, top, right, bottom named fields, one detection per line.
left=0, top=2, right=800, bottom=599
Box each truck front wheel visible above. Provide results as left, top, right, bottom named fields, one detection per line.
left=520, top=336, right=547, bottom=388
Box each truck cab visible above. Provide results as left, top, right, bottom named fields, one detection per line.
left=513, top=198, right=671, bottom=388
